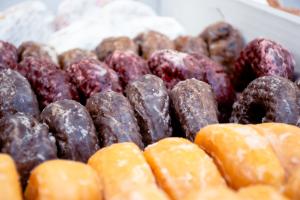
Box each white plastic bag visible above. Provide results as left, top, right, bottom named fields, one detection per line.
left=122, top=16, right=186, bottom=39
left=0, top=0, right=54, bottom=46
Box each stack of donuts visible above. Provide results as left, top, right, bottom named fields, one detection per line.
left=0, top=21, right=299, bottom=200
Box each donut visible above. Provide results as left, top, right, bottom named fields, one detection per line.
left=230, top=76, right=300, bottom=125
left=234, top=38, right=295, bottom=91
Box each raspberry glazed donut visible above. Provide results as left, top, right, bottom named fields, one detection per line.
left=234, top=38, right=295, bottom=91
left=16, top=57, right=79, bottom=108
left=230, top=76, right=300, bottom=125
left=148, top=49, right=205, bottom=89
left=0, top=41, right=18, bottom=69
left=105, top=50, right=150, bottom=89
left=66, top=58, right=122, bottom=101
left=148, top=49, right=235, bottom=122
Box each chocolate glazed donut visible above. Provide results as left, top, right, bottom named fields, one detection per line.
left=230, top=76, right=300, bottom=126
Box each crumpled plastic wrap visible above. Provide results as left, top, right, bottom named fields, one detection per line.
left=49, top=16, right=114, bottom=54
left=55, top=0, right=156, bottom=30
left=0, top=0, right=186, bottom=54
left=54, top=0, right=114, bottom=30
left=100, top=0, right=156, bottom=26
left=0, top=0, right=54, bottom=46
left=122, top=16, right=186, bottom=39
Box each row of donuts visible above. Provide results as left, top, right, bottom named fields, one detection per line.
left=0, top=69, right=217, bottom=189
left=0, top=22, right=241, bottom=124
left=0, top=24, right=299, bottom=189
left=0, top=21, right=297, bottom=124
left=1, top=71, right=299, bottom=192
left=1, top=33, right=299, bottom=128
left=2, top=123, right=300, bottom=200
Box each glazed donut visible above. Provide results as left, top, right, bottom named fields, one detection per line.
left=95, top=36, right=138, bottom=61
left=134, top=31, right=174, bottom=60
left=200, top=21, right=244, bottom=72
left=230, top=76, right=300, bottom=125
left=58, top=48, right=97, bottom=70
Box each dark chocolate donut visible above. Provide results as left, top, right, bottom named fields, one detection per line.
left=125, top=74, right=172, bottom=145
left=86, top=91, right=144, bottom=149
left=230, top=76, right=300, bottom=125
left=170, top=79, right=219, bottom=141
left=0, top=112, right=57, bottom=188
left=0, top=68, right=39, bottom=119
left=40, top=99, right=99, bottom=162
left=200, top=21, right=244, bottom=69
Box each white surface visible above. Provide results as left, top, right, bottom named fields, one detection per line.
left=160, top=0, right=300, bottom=69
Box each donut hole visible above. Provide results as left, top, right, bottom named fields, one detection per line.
left=247, top=103, right=266, bottom=123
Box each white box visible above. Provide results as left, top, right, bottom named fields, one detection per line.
left=159, top=0, right=300, bottom=69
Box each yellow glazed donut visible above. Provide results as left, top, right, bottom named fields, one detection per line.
left=144, top=137, right=225, bottom=200
left=0, top=154, right=22, bottom=200
left=238, top=184, right=288, bottom=200
left=25, top=160, right=102, bottom=200
left=195, top=124, right=285, bottom=189
left=184, top=186, right=242, bottom=200
left=253, top=123, right=300, bottom=177
left=88, top=142, right=165, bottom=199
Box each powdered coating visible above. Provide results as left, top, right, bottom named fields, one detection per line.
left=0, top=69, right=39, bottom=119
left=15, top=57, right=79, bottom=108
left=0, top=112, right=57, bottom=188
left=67, top=58, right=122, bottom=100
left=40, top=99, right=99, bottom=162
left=230, top=76, right=300, bottom=125
left=148, top=49, right=205, bottom=89
left=86, top=91, right=144, bottom=148
left=170, top=79, right=219, bottom=141
left=134, top=30, right=175, bottom=60
left=105, top=50, right=150, bottom=89
left=125, top=74, right=172, bottom=145
left=234, top=38, right=295, bottom=91
left=95, top=36, right=138, bottom=61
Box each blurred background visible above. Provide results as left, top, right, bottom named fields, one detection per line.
left=1, top=0, right=299, bottom=64
left=1, top=0, right=299, bottom=12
